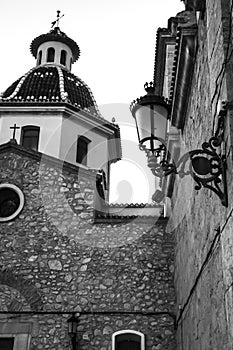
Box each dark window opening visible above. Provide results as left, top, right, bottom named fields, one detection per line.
left=115, top=333, right=141, bottom=350
left=47, top=47, right=55, bottom=62
left=21, top=126, right=40, bottom=151
left=38, top=50, right=42, bottom=65
left=0, top=188, right=20, bottom=218
left=0, top=338, right=14, bottom=350
left=76, top=136, right=91, bottom=166
left=60, top=50, right=67, bottom=65
left=70, top=57, right=73, bottom=70
left=96, top=170, right=107, bottom=201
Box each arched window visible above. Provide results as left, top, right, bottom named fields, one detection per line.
left=60, top=50, right=67, bottom=65
left=76, top=136, right=91, bottom=166
left=47, top=47, right=55, bottom=62
left=112, top=330, right=145, bottom=350
left=21, top=126, right=40, bottom=151
left=70, top=57, right=73, bottom=70
left=37, top=50, right=42, bottom=65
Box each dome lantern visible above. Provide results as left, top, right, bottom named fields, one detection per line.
left=30, top=11, right=80, bottom=71
left=0, top=13, right=99, bottom=115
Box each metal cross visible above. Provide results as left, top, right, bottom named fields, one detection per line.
left=51, top=10, right=64, bottom=28
left=10, top=123, right=20, bottom=140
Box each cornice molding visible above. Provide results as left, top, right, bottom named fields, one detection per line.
left=170, top=25, right=197, bottom=129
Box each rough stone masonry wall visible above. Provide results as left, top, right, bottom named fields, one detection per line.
left=171, top=1, right=233, bottom=349
left=0, top=146, right=176, bottom=350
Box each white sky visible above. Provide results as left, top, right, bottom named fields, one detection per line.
left=0, top=0, right=184, bottom=204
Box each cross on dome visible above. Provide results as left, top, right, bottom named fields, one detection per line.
left=51, top=10, right=64, bottom=29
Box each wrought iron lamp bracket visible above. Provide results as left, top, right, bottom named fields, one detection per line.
left=174, top=135, right=228, bottom=206
left=141, top=116, right=228, bottom=206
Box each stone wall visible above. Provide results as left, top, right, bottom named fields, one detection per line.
left=0, top=143, right=176, bottom=350
left=171, top=1, right=233, bottom=349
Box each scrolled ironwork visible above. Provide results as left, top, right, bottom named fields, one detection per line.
left=140, top=134, right=228, bottom=207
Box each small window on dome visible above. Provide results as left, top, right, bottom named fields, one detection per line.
left=21, top=126, right=40, bottom=151
left=60, top=50, right=67, bottom=66
left=47, top=47, right=55, bottom=62
left=37, top=50, right=42, bottom=65
left=70, top=57, right=73, bottom=70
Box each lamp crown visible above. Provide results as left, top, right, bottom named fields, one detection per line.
left=144, top=81, right=155, bottom=94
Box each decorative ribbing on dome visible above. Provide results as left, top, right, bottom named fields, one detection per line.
left=1, top=67, right=35, bottom=101
left=63, top=70, right=100, bottom=116
left=57, top=66, right=67, bottom=102
left=0, top=65, right=101, bottom=116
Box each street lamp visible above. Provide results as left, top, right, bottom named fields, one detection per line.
left=67, top=313, right=79, bottom=350
left=130, top=82, right=228, bottom=207
left=131, top=82, right=169, bottom=153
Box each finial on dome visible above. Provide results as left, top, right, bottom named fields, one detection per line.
left=30, top=13, right=80, bottom=69
left=51, top=10, right=64, bottom=28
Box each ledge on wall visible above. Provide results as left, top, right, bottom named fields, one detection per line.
left=94, top=203, right=164, bottom=223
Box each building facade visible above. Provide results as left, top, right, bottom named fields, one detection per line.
left=148, top=0, right=233, bottom=349
left=3, top=1, right=233, bottom=348
left=0, top=21, right=176, bottom=350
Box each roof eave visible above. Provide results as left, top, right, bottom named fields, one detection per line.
left=0, top=101, right=120, bottom=134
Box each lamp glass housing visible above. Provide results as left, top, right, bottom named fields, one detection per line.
left=135, top=103, right=168, bottom=151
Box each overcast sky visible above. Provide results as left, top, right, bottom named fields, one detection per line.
left=0, top=0, right=184, bottom=204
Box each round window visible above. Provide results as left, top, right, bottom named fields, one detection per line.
left=0, top=184, right=24, bottom=222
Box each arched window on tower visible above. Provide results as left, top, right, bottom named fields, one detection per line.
left=76, top=136, right=91, bottom=166
left=70, top=57, right=73, bottom=70
left=21, top=126, right=40, bottom=151
left=60, top=50, right=67, bottom=66
left=112, top=330, right=145, bottom=350
left=47, top=47, right=55, bottom=62
left=37, top=50, right=42, bottom=65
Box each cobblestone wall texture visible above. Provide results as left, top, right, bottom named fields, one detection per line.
left=171, top=1, right=233, bottom=349
left=0, top=146, right=176, bottom=350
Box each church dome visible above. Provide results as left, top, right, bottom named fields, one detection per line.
left=0, top=13, right=122, bottom=168
left=0, top=65, right=100, bottom=115
left=0, top=19, right=101, bottom=116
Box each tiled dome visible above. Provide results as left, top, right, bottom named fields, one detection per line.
left=0, top=65, right=100, bottom=115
